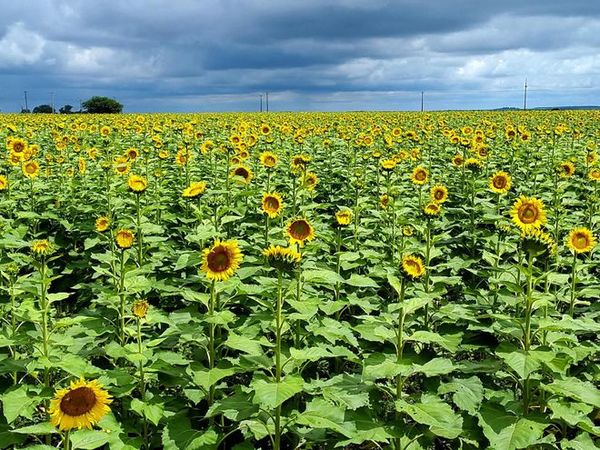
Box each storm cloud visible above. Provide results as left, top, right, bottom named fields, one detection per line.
left=1, top=0, right=599, bottom=112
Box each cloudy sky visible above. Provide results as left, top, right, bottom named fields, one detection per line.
left=1, top=0, right=599, bottom=112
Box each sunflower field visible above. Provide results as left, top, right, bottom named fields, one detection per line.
left=0, top=111, right=599, bottom=450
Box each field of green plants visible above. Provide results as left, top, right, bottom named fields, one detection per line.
left=0, top=111, right=599, bottom=449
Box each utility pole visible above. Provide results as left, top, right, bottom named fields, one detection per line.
left=265, top=92, right=269, bottom=112
left=260, top=95, right=263, bottom=112
left=24, top=91, right=28, bottom=112
left=523, top=78, right=528, bottom=110
left=420, top=91, right=424, bottom=112
left=51, top=92, right=55, bottom=113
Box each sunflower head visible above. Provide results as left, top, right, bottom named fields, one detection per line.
left=557, top=161, right=575, bottom=178
left=464, top=158, right=483, bottom=171
left=286, top=218, right=315, bottom=247
left=291, top=154, right=311, bottom=172
left=335, top=208, right=353, bottom=227
left=230, top=165, right=253, bottom=184
left=128, top=174, right=148, bottom=193
left=402, top=226, right=413, bottom=237
left=32, top=239, right=53, bottom=256
left=589, top=168, right=600, bottom=182
left=132, top=299, right=150, bottom=319
left=566, top=227, right=597, bottom=254
left=511, top=196, right=547, bottom=232
left=411, top=166, right=429, bottom=185
left=49, top=379, right=112, bottom=431
left=401, top=254, right=426, bottom=280
left=115, top=229, right=135, bottom=249
left=452, top=154, right=464, bottom=167
left=262, top=192, right=283, bottom=218
left=521, top=228, right=557, bottom=258
left=263, top=245, right=302, bottom=272
left=95, top=216, right=110, bottom=232
left=379, top=194, right=392, bottom=209
left=430, top=185, right=448, bottom=204
left=182, top=181, right=207, bottom=199
left=380, top=159, right=396, bottom=172
left=260, top=151, right=278, bottom=169
left=423, top=202, right=441, bottom=217
left=22, top=160, right=40, bottom=179
left=201, top=239, right=243, bottom=282
left=304, top=172, right=318, bottom=191
left=489, top=171, right=512, bottom=195
left=0, top=175, right=8, bottom=191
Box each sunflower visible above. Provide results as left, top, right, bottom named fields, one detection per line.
left=113, top=157, right=130, bottom=176
left=521, top=228, right=557, bottom=257
left=557, top=161, right=575, bottom=178
left=464, top=158, right=483, bottom=170
left=260, top=151, right=278, bottom=169
left=424, top=202, right=441, bottom=216
left=100, top=126, right=111, bottom=137
left=201, top=140, right=215, bottom=155
left=263, top=245, right=302, bottom=272
left=430, top=185, right=448, bottom=204
left=566, top=227, right=596, bottom=254
left=489, top=171, right=512, bottom=194
left=262, top=192, right=283, bottom=218
left=49, top=379, right=112, bottom=431
left=511, top=196, right=547, bottom=232
left=115, top=229, right=135, bottom=249
left=201, top=239, right=243, bottom=281
left=589, top=168, right=600, bottom=181
left=304, top=172, right=318, bottom=191
left=291, top=154, right=311, bottom=172
left=335, top=208, right=353, bottom=226
left=402, top=226, right=413, bottom=236
left=126, top=147, right=139, bottom=160
left=230, top=165, right=253, bottom=184
left=128, top=174, right=148, bottom=193
left=132, top=299, right=150, bottom=319
left=182, top=181, right=207, bottom=199
left=260, top=124, right=271, bottom=135
left=95, top=216, right=110, bottom=232
left=286, top=218, right=315, bottom=247
left=0, top=175, right=8, bottom=191
left=380, top=194, right=391, bottom=209
left=380, top=159, right=396, bottom=172
left=9, top=138, right=27, bottom=154
left=32, top=239, right=53, bottom=256
left=411, top=166, right=428, bottom=185
left=22, top=160, right=40, bottom=179
left=401, top=254, right=426, bottom=279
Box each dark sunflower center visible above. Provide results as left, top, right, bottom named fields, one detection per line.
left=434, top=190, right=444, bottom=200
left=290, top=221, right=310, bottom=239
left=235, top=168, right=249, bottom=179
left=405, top=260, right=420, bottom=273
left=265, top=156, right=275, bottom=165
left=415, top=171, right=426, bottom=180
left=265, top=197, right=279, bottom=211
left=26, top=164, right=36, bottom=173
left=519, top=205, right=538, bottom=223
left=60, top=387, right=97, bottom=416
left=493, top=177, right=506, bottom=189
left=574, top=234, right=589, bottom=249
left=14, top=143, right=24, bottom=152
left=207, top=248, right=230, bottom=272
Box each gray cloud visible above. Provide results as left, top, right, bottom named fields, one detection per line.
left=0, top=0, right=599, bottom=112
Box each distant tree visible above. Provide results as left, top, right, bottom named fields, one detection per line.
left=81, top=96, right=123, bottom=114
left=32, top=104, right=54, bottom=113
left=59, top=104, right=74, bottom=114
left=20, top=108, right=31, bottom=113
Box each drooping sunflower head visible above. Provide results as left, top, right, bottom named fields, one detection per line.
left=489, top=171, right=512, bottom=195
left=0, top=175, right=8, bottom=191
left=128, top=174, right=148, bottom=193
left=411, top=166, right=429, bottom=185
left=201, top=239, right=243, bottom=282
left=566, top=227, right=597, bottom=254
left=557, top=161, right=575, bottom=178
left=261, top=192, right=283, bottom=218
left=380, top=194, right=392, bottom=209
left=49, top=378, right=112, bottom=431
left=132, top=299, right=150, bottom=319
left=401, top=254, right=426, bottom=280
left=430, top=185, right=448, bottom=204
left=260, top=151, right=278, bottom=169
left=424, top=201, right=442, bottom=217
left=31, top=239, right=53, bottom=256
left=182, top=181, right=207, bottom=199
left=95, top=216, right=110, bottom=233
left=230, top=165, right=253, bottom=184
left=286, top=218, right=315, bottom=247
left=113, top=157, right=130, bottom=176
left=22, top=160, right=40, bottom=179
left=520, top=228, right=557, bottom=258
left=380, top=159, right=397, bottom=172
left=115, top=229, right=135, bottom=249
left=589, top=168, right=600, bottom=182
left=335, top=208, right=353, bottom=227
left=464, top=158, right=483, bottom=171
left=304, top=172, right=318, bottom=191
left=263, top=245, right=302, bottom=272
left=511, top=196, right=547, bottom=232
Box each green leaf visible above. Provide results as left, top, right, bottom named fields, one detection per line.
left=252, top=375, right=304, bottom=409
left=130, top=398, right=164, bottom=426
left=1, top=385, right=39, bottom=423
left=69, top=429, right=111, bottom=449
left=438, top=376, right=483, bottom=414
left=303, top=269, right=344, bottom=286
left=542, top=378, right=600, bottom=408
left=407, top=331, right=462, bottom=352
left=224, top=333, right=264, bottom=356
left=13, top=422, right=58, bottom=435
left=190, top=367, right=236, bottom=391
left=414, top=357, right=454, bottom=377
left=346, top=274, right=379, bottom=288
left=294, top=398, right=351, bottom=437
left=496, top=344, right=540, bottom=379
left=396, top=393, right=463, bottom=439
left=206, top=388, right=258, bottom=421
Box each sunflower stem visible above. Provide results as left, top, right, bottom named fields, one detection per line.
left=119, top=250, right=127, bottom=345
left=208, top=279, right=217, bottom=415
left=137, top=318, right=148, bottom=449
left=569, top=252, right=578, bottom=317
left=135, top=193, right=143, bottom=268
left=63, top=430, right=70, bottom=450
left=394, top=276, right=406, bottom=450
left=274, top=270, right=284, bottom=450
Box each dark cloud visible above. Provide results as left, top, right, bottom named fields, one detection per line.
left=0, top=0, right=599, bottom=112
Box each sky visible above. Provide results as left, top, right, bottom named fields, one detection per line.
left=1, top=0, right=600, bottom=112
